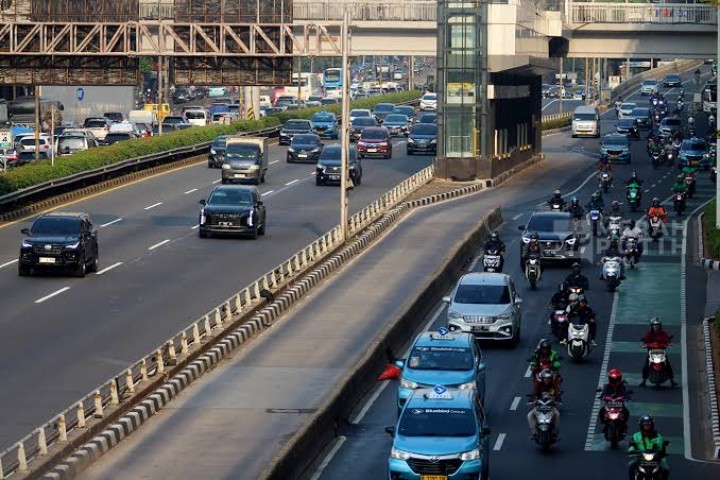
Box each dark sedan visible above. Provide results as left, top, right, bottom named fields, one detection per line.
left=407, top=123, right=437, bottom=155
left=615, top=118, right=639, bottom=139
left=663, top=74, right=682, bottom=88
left=279, top=119, right=313, bottom=145
left=316, top=144, right=362, bottom=186
left=371, top=103, right=395, bottom=123
left=208, top=135, right=229, bottom=168
left=518, top=211, right=579, bottom=266
left=199, top=185, right=266, bottom=239
left=287, top=134, right=323, bottom=163
left=350, top=117, right=378, bottom=142
left=102, top=132, right=138, bottom=145
left=630, top=107, right=651, bottom=129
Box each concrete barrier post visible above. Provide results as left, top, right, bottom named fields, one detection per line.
left=180, top=331, right=188, bottom=354
left=17, top=442, right=27, bottom=473
left=286, top=260, right=294, bottom=276
left=270, top=270, right=278, bottom=288
left=262, top=276, right=270, bottom=291
left=192, top=323, right=201, bottom=345
left=140, top=359, right=149, bottom=382
left=109, top=380, right=119, bottom=406
left=167, top=340, right=177, bottom=365
left=244, top=288, right=253, bottom=307
left=294, top=254, right=302, bottom=271
left=155, top=349, right=165, bottom=375
left=0, top=455, right=4, bottom=479
left=235, top=293, right=243, bottom=312
left=214, top=308, right=223, bottom=330
left=57, top=414, right=67, bottom=443
left=301, top=250, right=308, bottom=267
left=37, top=428, right=47, bottom=456
left=204, top=315, right=212, bottom=337
left=77, top=402, right=86, bottom=428
left=93, top=390, right=104, bottom=418
left=223, top=302, right=232, bottom=322
left=253, top=282, right=261, bottom=300
left=125, top=369, right=135, bottom=394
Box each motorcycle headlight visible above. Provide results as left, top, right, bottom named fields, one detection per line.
left=457, top=381, right=476, bottom=390
left=642, top=453, right=656, bottom=462
left=64, top=241, right=80, bottom=250
left=390, top=448, right=411, bottom=460
left=448, top=309, right=462, bottom=319
left=459, top=449, right=480, bottom=461
left=210, top=148, right=216, bottom=154
left=222, top=163, right=231, bottom=170
left=400, top=379, right=418, bottom=389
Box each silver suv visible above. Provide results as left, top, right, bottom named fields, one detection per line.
left=443, top=273, right=522, bottom=346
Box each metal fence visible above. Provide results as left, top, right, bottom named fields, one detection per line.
left=570, top=2, right=717, bottom=24
left=293, top=0, right=437, bottom=21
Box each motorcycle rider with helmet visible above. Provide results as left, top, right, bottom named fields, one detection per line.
left=625, top=170, right=643, bottom=187
left=607, top=200, right=624, bottom=218
left=586, top=191, right=605, bottom=212
left=621, top=219, right=644, bottom=261
left=563, top=294, right=597, bottom=346
left=640, top=318, right=677, bottom=387
left=598, top=369, right=631, bottom=433
left=564, top=262, right=590, bottom=292
left=527, top=388, right=560, bottom=441
left=522, top=232, right=544, bottom=273
left=600, top=236, right=626, bottom=280
left=528, top=339, right=562, bottom=397
left=548, top=189, right=566, bottom=210
left=483, top=230, right=506, bottom=271
left=567, top=197, right=584, bottom=220
left=671, top=174, right=688, bottom=195
left=628, top=415, right=670, bottom=480
left=647, top=198, right=669, bottom=231
left=549, top=284, right=570, bottom=338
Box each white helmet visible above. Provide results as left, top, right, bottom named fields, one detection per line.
left=688, top=116, right=695, bottom=125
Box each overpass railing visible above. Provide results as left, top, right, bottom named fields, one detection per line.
left=293, top=0, right=437, bottom=21
left=570, top=2, right=717, bottom=25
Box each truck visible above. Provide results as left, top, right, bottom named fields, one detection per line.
left=220, top=137, right=269, bottom=185
left=128, top=109, right=158, bottom=125
left=40, top=86, right=134, bottom=125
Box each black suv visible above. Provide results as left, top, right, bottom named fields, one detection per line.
left=316, top=144, right=362, bottom=186
left=199, top=185, right=267, bottom=239
left=19, top=212, right=99, bottom=277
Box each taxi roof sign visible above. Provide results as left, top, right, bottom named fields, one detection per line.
left=424, top=385, right=453, bottom=400
left=429, top=326, right=454, bottom=341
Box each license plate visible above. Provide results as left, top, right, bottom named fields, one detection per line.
left=421, top=476, right=448, bottom=480
left=39, top=257, right=56, bottom=264
left=610, top=155, right=618, bottom=159
left=367, top=148, right=377, bottom=152
left=472, top=326, right=489, bottom=332
left=329, top=174, right=340, bottom=180
left=298, top=154, right=307, bottom=158
left=234, top=173, right=245, bottom=178
left=219, top=222, right=233, bottom=227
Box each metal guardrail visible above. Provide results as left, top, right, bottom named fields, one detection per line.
left=0, top=162, right=435, bottom=479
left=293, top=0, right=437, bottom=21
left=570, top=2, right=717, bottom=25
left=610, top=59, right=704, bottom=102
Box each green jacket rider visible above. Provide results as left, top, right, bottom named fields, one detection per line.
left=649, top=142, right=663, bottom=155
left=671, top=175, right=687, bottom=194
left=528, top=339, right=562, bottom=372
left=628, top=415, right=669, bottom=480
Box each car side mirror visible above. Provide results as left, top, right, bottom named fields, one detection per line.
left=442, top=296, right=451, bottom=303
left=395, top=359, right=405, bottom=369
left=517, top=225, right=526, bottom=230
left=257, top=201, right=264, bottom=206
left=514, top=297, right=523, bottom=305
left=385, top=426, right=396, bottom=436
left=21, top=228, right=30, bottom=235
left=482, top=427, right=492, bottom=436
left=199, top=199, right=206, bottom=205
left=478, top=362, right=486, bottom=372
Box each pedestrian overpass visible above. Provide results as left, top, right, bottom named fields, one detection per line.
left=292, top=0, right=717, bottom=59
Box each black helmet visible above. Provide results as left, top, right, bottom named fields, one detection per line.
left=530, top=232, right=539, bottom=241
left=639, top=415, right=655, bottom=432
left=572, top=262, right=581, bottom=273
left=553, top=189, right=561, bottom=196
left=650, top=317, right=663, bottom=330
left=629, top=219, right=636, bottom=228
left=631, top=170, right=638, bottom=179
left=578, top=294, right=588, bottom=304
left=538, top=338, right=551, bottom=353
left=677, top=174, right=684, bottom=182
left=571, top=197, right=579, bottom=205
left=490, top=230, right=499, bottom=241
left=652, top=197, right=660, bottom=207
left=612, top=200, right=620, bottom=208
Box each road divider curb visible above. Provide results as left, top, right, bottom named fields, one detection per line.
left=259, top=208, right=503, bottom=480
left=698, top=212, right=720, bottom=270
left=491, top=153, right=545, bottom=188
left=701, top=317, right=720, bottom=459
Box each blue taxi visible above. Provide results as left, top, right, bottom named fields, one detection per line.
left=396, top=328, right=486, bottom=414
left=385, top=386, right=491, bottom=480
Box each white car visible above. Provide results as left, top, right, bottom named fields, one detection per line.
left=618, top=102, right=637, bottom=119
left=640, top=80, right=659, bottom=96
left=349, top=108, right=372, bottom=122
left=420, top=93, right=437, bottom=111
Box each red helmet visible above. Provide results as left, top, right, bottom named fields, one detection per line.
left=608, top=368, right=623, bottom=387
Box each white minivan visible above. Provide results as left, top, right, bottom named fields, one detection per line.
left=571, top=105, right=601, bottom=138
left=184, top=109, right=210, bottom=127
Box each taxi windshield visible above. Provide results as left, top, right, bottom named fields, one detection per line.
left=399, top=407, right=477, bottom=437
left=407, top=346, right=474, bottom=371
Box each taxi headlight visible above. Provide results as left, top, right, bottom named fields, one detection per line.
left=390, top=448, right=411, bottom=460
left=430, top=139, right=437, bottom=144
left=222, top=164, right=231, bottom=170
left=400, top=379, right=418, bottom=389
left=448, top=310, right=462, bottom=319
left=459, top=449, right=480, bottom=461
left=457, top=381, right=476, bottom=390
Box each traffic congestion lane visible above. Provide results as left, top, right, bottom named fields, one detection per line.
left=542, top=98, right=583, bottom=116
left=0, top=137, right=431, bottom=450
left=75, top=139, right=611, bottom=480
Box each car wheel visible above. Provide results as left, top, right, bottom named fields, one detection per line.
left=249, top=226, right=259, bottom=240
left=316, top=178, right=322, bottom=186
left=511, top=324, right=521, bottom=347
left=74, top=258, right=87, bottom=278
left=18, top=264, right=30, bottom=277
left=258, top=221, right=266, bottom=236
left=287, top=156, right=293, bottom=163
left=356, top=174, right=362, bottom=186
left=208, top=162, right=214, bottom=168
left=199, top=230, right=208, bottom=238
left=88, top=255, right=99, bottom=273
left=407, top=149, right=413, bottom=155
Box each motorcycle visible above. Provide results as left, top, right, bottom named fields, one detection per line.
left=566, top=318, right=591, bottom=361
left=649, top=216, right=664, bottom=241
left=673, top=191, right=686, bottom=216
left=624, top=236, right=640, bottom=269
left=683, top=173, right=696, bottom=198
left=550, top=308, right=568, bottom=341
left=664, top=147, right=675, bottom=167
left=644, top=340, right=673, bottom=389
left=629, top=442, right=670, bottom=480
left=599, top=394, right=630, bottom=449
left=606, top=215, right=623, bottom=238
left=529, top=395, right=559, bottom=452
left=482, top=248, right=503, bottom=273
left=525, top=254, right=542, bottom=290
left=627, top=187, right=641, bottom=212
left=588, top=209, right=603, bottom=237
left=599, top=171, right=612, bottom=193
left=601, top=256, right=623, bottom=292
left=549, top=202, right=564, bottom=212
left=651, top=151, right=661, bottom=170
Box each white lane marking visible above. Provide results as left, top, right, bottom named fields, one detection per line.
left=510, top=396, right=522, bottom=411
left=100, top=218, right=123, bottom=228
left=270, top=160, right=279, bottom=165
left=564, top=170, right=599, bottom=198
left=524, top=366, right=532, bottom=378
left=493, top=433, right=507, bottom=451
left=148, top=239, right=171, bottom=250
left=350, top=298, right=448, bottom=426
left=191, top=224, right=200, bottom=230
left=261, top=190, right=275, bottom=197
left=212, top=179, right=222, bottom=184
left=512, top=213, right=524, bottom=221
left=95, top=262, right=122, bottom=275
left=584, top=293, right=619, bottom=450
left=35, top=286, right=71, bottom=304
left=468, top=256, right=481, bottom=272
left=184, top=188, right=198, bottom=194
left=309, top=435, right=347, bottom=480
left=309, top=171, right=316, bottom=175
left=644, top=189, right=650, bottom=193
left=0, top=259, right=19, bottom=269
left=143, top=202, right=163, bottom=210
left=651, top=184, right=657, bottom=188
left=285, top=179, right=299, bottom=186
left=542, top=99, right=557, bottom=111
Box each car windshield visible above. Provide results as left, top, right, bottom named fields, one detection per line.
left=374, top=104, right=395, bottom=113
left=385, top=115, right=408, bottom=123
left=682, top=140, right=706, bottom=150
left=620, top=103, right=636, bottom=110
left=393, top=108, right=413, bottom=116
left=574, top=113, right=596, bottom=121
left=285, top=120, right=310, bottom=129
left=85, top=120, right=106, bottom=128
left=320, top=147, right=342, bottom=161
left=602, top=137, right=629, bottom=146
left=20, top=138, right=47, bottom=145
left=423, top=94, right=437, bottom=100
left=105, top=133, right=131, bottom=141
left=453, top=284, right=510, bottom=305
left=32, top=217, right=82, bottom=235
left=407, top=346, right=474, bottom=371
left=361, top=130, right=387, bottom=140
left=292, top=135, right=319, bottom=145
left=412, top=124, right=437, bottom=135
left=226, top=144, right=259, bottom=158
left=57, top=137, right=86, bottom=150
left=643, top=80, right=658, bottom=85
left=185, top=111, right=206, bottom=119
left=353, top=118, right=376, bottom=127
left=311, top=113, right=334, bottom=122
left=207, top=189, right=254, bottom=206
left=351, top=110, right=370, bottom=117
left=212, top=138, right=227, bottom=149
left=618, top=119, right=636, bottom=127
left=527, top=214, right=571, bottom=232
left=631, top=108, right=649, bottom=117
left=663, top=118, right=681, bottom=127
left=398, top=407, right=477, bottom=437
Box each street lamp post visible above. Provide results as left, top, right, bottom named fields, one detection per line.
left=340, top=10, right=351, bottom=241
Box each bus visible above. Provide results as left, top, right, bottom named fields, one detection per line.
left=703, top=76, right=716, bottom=114
left=323, top=68, right=342, bottom=98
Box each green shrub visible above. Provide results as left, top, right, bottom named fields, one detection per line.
left=704, top=200, right=720, bottom=260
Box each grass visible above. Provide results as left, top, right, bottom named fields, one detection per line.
left=703, top=200, right=720, bottom=260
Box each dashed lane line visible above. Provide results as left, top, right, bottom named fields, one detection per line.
left=0, top=259, right=18, bottom=269
left=148, top=239, right=171, bottom=251
left=95, top=262, right=123, bottom=275
left=100, top=218, right=123, bottom=228
left=35, top=287, right=71, bottom=304
left=493, top=433, right=507, bottom=451
left=143, top=202, right=163, bottom=210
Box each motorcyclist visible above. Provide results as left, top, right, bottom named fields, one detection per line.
left=597, top=164, right=613, bottom=186
left=528, top=339, right=562, bottom=377
left=681, top=165, right=696, bottom=196
left=647, top=198, right=668, bottom=223
left=709, top=113, right=716, bottom=129
left=567, top=197, right=584, bottom=220
left=564, top=262, right=590, bottom=292
left=586, top=191, right=605, bottom=211
left=522, top=232, right=543, bottom=272
left=607, top=200, right=623, bottom=218
left=563, top=294, right=597, bottom=346
left=628, top=415, right=670, bottom=480
left=671, top=174, right=688, bottom=195
left=597, top=156, right=613, bottom=173
left=614, top=96, right=623, bottom=116
left=549, top=284, right=569, bottom=337
left=483, top=230, right=506, bottom=271
left=625, top=170, right=643, bottom=187
left=648, top=137, right=662, bottom=157
left=621, top=219, right=644, bottom=259
left=640, top=318, right=677, bottom=387
left=548, top=189, right=566, bottom=210
left=600, top=236, right=626, bottom=280
left=598, top=369, right=631, bottom=433
left=527, top=390, right=560, bottom=441
left=695, top=67, right=702, bottom=84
